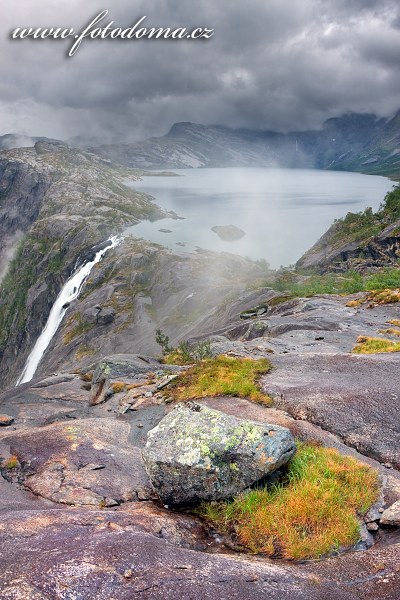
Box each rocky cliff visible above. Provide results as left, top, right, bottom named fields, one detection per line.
left=297, top=186, right=400, bottom=273
left=0, top=141, right=167, bottom=387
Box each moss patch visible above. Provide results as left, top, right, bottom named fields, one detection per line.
left=169, top=356, right=272, bottom=405
left=353, top=335, right=400, bottom=354
left=197, top=443, right=379, bottom=560
left=64, top=314, right=95, bottom=344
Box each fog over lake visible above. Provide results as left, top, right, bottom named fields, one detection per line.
left=127, top=168, right=393, bottom=268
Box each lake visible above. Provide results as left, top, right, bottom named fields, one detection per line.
left=126, top=168, right=393, bottom=267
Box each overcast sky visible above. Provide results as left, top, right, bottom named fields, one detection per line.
left=1, top=0, right=400, bottom=142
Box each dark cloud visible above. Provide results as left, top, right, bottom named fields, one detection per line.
left=1, top=0, right=399, bottom=141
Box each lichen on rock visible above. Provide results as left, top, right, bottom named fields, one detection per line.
left=142, top=401, right=296, bottom=505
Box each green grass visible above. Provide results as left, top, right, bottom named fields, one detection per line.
left=353, top=335, right=400, bottom=354
left=197, top=442, right=379, bottom=560
left=169, top=356, right=272, bottom=404
left=265, top=268, right=400, bottom=299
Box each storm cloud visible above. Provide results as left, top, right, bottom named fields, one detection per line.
left=1, top=0, right=400, bottom=142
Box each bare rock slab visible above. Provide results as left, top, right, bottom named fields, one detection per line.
left=142, top=401, right=296, bottom=505
left=5, top=418, right=153, bottom=505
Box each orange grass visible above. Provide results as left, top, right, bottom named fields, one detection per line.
left=198, top=443, right=379, bottom=560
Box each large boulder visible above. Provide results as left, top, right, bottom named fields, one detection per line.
left=142, top=402, right=296, bottom=505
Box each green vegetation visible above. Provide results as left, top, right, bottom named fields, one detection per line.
left=1, top=455, right=19, bottom=470
left=265, top=268, right=400, bottom=299
left=325, top=185, right=400, bottom=249
left=353, top=335, right=400, bottom=354
left=379, top=185, right=400, bottom=221
left=63, top=314, right=94, bottom=344
left=169, top=355, right=272, bottom=404
left=156, top=329, right=213, bottom=364
left=0, top=236, right=46, bottom=348
left=197, top=442, right=379, bottom=560
left=155, top=328, right=174, bottom=355
left=164, top=340, right=213, bottom=365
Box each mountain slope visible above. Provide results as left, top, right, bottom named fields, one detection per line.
left=90, top=111, right=400, bottom=177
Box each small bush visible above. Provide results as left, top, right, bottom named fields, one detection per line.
left=155, top=328, right=174, bottom=355
left=169, top=355, right=272, bottom=404
left=2, top=455, right=19, bottom=470
left=197, top=443, right=379, bottom=560
left=165, top=339, right=213, bottom=365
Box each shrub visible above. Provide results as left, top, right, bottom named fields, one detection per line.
left=155, top=328, right=174, bottom=355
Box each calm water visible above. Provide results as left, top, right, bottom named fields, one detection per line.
left=126, top=168, right=393, bottom=267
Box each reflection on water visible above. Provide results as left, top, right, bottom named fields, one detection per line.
left=126, top=168, right=393, bottom=267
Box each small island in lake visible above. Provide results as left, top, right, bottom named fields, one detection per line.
left=211, top=224, right=246, bottom=241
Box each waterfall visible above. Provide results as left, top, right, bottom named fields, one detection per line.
left=16, top=236, right=122, bottom=386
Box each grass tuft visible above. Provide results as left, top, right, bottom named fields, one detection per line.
left=353, top=335, right=400, bottom=354
left=111, top=381, right=127, bottom=394
left=2, top=455, right=19, bottom=470
left=169, top=355, right=272, bottom=404
left=379, top=328, right=400, bottom=337
left=197, top=443, right=379, bottom=560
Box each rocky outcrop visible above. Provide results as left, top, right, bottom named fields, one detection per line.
left=380, top=501, right=400, bottom=526
left=297, top=218, right=400, bottom=273
left=90, top=354, right=164, bottom=405
left=296, top=187, right=400, bottom=273
left=0, top=154, right=55, bottom=282
left=142, top=402, right=296, bottom=504
left=211, top=224, right=246, bottom=241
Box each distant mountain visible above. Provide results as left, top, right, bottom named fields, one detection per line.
left=0, top=134, right=60, bottom=150
left=90, top=111, right=400, bottom=177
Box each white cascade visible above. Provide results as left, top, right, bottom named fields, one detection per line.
left=16, top=236, right=121, bottom=386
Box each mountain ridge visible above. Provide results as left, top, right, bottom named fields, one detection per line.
left=87, top=110, right=400, bottom=176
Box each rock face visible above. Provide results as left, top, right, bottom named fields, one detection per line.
left=211, top=224, right=246, bottom=241
left=142, top=402, right=296, bottom=505
left=380, top=500, right=400, bottom=526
